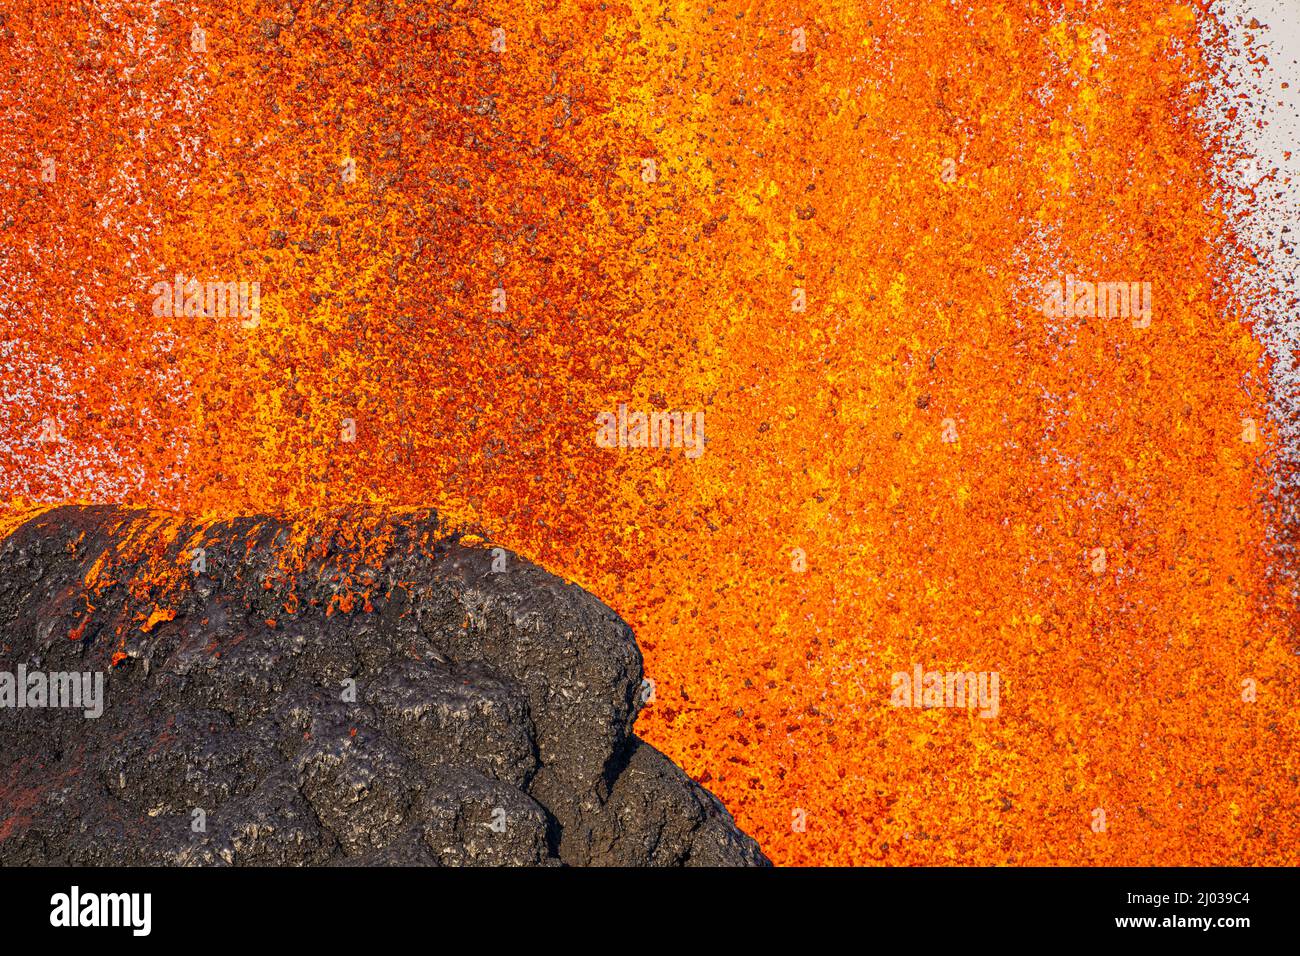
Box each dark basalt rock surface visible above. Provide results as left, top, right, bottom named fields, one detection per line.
left=0, top=505, right=768, bottom=866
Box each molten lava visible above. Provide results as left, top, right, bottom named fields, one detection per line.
left=1, top=0, right=1297, bottom=864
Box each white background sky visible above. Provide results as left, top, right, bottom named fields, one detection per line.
left=1218, top=0, right=1300, bottom=453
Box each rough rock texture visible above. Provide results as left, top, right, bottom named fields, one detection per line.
left=0, top=505, right=768, bottom=866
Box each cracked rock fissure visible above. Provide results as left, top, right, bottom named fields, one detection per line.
left=0, top=505, right=769, bottom=867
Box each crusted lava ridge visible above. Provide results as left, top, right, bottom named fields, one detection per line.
left=0, top=505, right=768, bottom=866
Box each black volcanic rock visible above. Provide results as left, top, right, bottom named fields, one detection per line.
left=0, top=505, right=767, bottom=866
